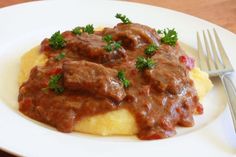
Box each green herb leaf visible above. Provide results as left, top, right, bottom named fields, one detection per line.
left=145, top=43, right=158, bottom=55
left=102, top=35, right=113, bottom=43
left=54, top=52, right=65, bottom=61
left=48, top=74, right=64, bottom=94
left=72, top=26, right=83, bottom=35
left=83, top=24, right=94, bottom=34
left=118, top=71, right=130, bottom=88
left=113, top=41, right=121, bottom=50
left=161, top=28, right=178, bottom=46
left=104, top=41, right=121, bottom=52
left=104, top=44, right=113, bottom=52
left=115, top=13, right=132, bottom=24
left=136, top=56, right=155, bottom=70
left=72, top=24, right=94, bottom=35
left=157, top=29, right=162, bottom=34
left=103, top=35, right=122, bottom=52
left=49, top=31, right=66, bottom=50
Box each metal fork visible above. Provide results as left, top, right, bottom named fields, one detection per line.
left=197, top=29, right=236, bottom=132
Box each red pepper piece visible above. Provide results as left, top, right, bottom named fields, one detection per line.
left=179, top=55, right=195, bottom=70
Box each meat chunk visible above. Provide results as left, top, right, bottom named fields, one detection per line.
left=145, top=53, right=189, bottom=94
left=66, top=33, right=126, bottom=63
left=158, top=43, right=181, bottom=55
left=103, top=23, right=160, bottom=49
left=63, top=60, right=126, bottom=101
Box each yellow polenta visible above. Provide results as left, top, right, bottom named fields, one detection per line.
left=18, top=46, right=213, bottom=136
left=18, top=46, right=47, bottom=86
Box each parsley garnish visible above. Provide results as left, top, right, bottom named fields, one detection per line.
left=102, top=34, right=113, bottom=43
left=72, top=26, right=83, bottom=35
left=54, top=52, right=65, bottom=61
left=117, top=71, right=130, bottom=88
left=161, top=28, right=178, bottom=46
left=103, top=35, right=122, bottom=52
left=49, top=31, right=66, bottom=50
left=104, top=41, right=121, bottom=52
left=157, top=29, right=162, bottom=34
left=115, top=13, right=132, bottom=24
left=104, top=44, right=113, bottom=52
left=48, top=74, right=64, bottom=94
left=83, top=24, right=94, bottom=34
left=113, top=41, right=122, bottom=50
left=145, top=43, right=158, bottom=55
left=136, top=56, right=155, bottom=70
left=72, top=24, right=94, bottom=35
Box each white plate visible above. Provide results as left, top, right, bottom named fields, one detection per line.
left=0, top=0, right=236, bottom=157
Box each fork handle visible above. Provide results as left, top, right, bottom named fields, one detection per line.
left=221, top=73, right=236, bottom=132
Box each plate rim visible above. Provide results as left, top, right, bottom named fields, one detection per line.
left=0, top=0, right=235, bottom=156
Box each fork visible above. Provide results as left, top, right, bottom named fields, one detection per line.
left=197, top=29, right=236, bottom=132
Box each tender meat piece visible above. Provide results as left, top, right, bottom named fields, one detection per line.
left=145, top=53, right=189, bottom=94
left=66, top=33, right=126, bottom=63
left=36, top=105, right=76, bottom=132
left=158, top=43, right=181, bottom=55
left=63, top=60, right=126, bottom=101
left=103, top=23, right=160, bottom=49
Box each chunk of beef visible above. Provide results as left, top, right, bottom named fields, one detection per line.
left=66, top=33, right=126, bottom=63
left=103, top=23, right=160, bottom=49
left=158, top=43, right=181, bottom=55
left=63, top=60, right=126, bottom=101
left=145, top=53, right=189, bottom=94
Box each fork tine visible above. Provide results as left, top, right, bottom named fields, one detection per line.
left=203, top=31, right=216, bottom=70
left=197, top=32, right=208, bottom=71
left=213, top=29, right=233, bottom=70
left=207, top=30, right=224, bottom=70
